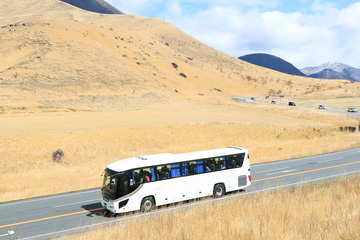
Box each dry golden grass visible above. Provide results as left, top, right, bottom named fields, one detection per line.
left=62, top=175, right=360, bottom=240
left=0, top=0, right=360, bottom=204
left=1, top=103, right=359, bottom=202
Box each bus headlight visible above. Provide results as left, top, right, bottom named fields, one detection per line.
left=108, top=202, right=114, bottom=209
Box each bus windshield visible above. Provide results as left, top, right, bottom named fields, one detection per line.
left=102, top=168, right=136, bottom=201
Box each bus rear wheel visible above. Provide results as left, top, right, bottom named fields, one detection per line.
left=140, top=197, right=155, bottom=212
left=213, top=184, right=225, bottom=198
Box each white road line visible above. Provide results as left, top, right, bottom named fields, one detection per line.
left=15, top=169, right=360, bottom=240
left=254, top=167, right=289, bottom=174
left=266, top=169, right=298, bottom=176
left=0, top=234, right=8, bottom=238
left=53, top=199, right=101, bottom=208
left=0, top=189, right=100, bottom=208
left=252, top=148, right=360, bottom=168
left=318, top=158, right=342, bottom=163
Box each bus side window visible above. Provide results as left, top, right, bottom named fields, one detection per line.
left=205, top=164, right=211, bottom=172
left=236, top=154, right=245, bottom=167
left=171, top=164, right=181, bottom=178
left=214, top=158, right=221, bottom=171
left=220, top=157, right=226, bottom=170
left=141, top=168, right=152, bottom=182
left=156, top=166, right=161, bottom=180
left=196, top=160, right=204, bottom=173
left=205, top=159, right=215, bottom=172
left=181, top=163, right=189, bottom=176
left=158, top=165, right=170, bottom=179
left=226, top=156, right=237, bottom=168
left=150, top=167, right=156, bottom=181
left=132, top=169, right=142, bottom=185
left=188, top=161, right=197, bottom=175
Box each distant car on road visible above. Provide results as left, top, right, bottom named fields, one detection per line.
left=288, top=102, right=296, bottom=106
left=347, top=107, right=358, bottom=113
left=271, top=100, right=278, bottom=104
left=318, top=105, right=328, bottom=110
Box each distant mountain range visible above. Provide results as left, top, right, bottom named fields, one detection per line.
left=238, top=53, right=306, bottom=77
left=238, top=53, right=360, bottom=82
left=59, top=0, right=124, bottom=14
left=301, top=62, right=360, bottom=82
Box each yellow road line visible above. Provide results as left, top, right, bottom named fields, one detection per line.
left=1, top=160, right=360, bottom=229
left=0, top=207, right=104, bottom=229
left=252, top=160, right=360, bottom=182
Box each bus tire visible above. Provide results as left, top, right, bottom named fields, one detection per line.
left=213, top=183, right=225, bottom=198
left=140, top=197, right=155, bottom=212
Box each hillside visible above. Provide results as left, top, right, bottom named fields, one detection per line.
left=238, top=53, right=305, bottom=77
left=0, top=0, right=357, bottom=114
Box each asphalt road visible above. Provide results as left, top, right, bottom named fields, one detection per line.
left=1, top=147, right=360, bottom=239
left=233, top=96, right=360, bottom=118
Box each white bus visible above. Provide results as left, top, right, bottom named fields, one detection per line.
left=101, top=147, right=251, bottom=213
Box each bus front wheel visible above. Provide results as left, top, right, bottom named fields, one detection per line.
left=140, top=197, right=155, bottom=212
left=213, top=184, right=225, bottom=198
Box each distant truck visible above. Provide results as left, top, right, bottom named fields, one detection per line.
left=288, top=102, right=296, bottom=106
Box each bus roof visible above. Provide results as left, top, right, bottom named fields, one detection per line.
left=107, top=147, right=246, bottom=172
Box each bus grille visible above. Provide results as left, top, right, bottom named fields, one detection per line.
left=238, top=175, right=247, bottom=187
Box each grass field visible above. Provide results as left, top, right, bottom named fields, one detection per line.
left=62, top=174, right=360, bottom=240
left=0, top=101, right=359, bottom=202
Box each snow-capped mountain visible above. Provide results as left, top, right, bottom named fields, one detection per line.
left=301, top=62, right=360, bottom=82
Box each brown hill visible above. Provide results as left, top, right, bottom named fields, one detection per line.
left=0, top=0, right=356, bottom=112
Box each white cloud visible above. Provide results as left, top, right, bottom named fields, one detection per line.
left=164, top=1, right=360, bottom=68
left=311, top=0, right=337, bottom=12
left=166, top=1, right=183, bottom=17
left=108, top=0, right=360, bottom=68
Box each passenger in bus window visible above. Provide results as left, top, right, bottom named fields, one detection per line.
left=182, top=164, right=189, bottom=176
left=220, top=163, right=226, bottom=170
left=160, top=166, right=170, bottom=179
left=214, top=158, right=221, bottom=170
left=143, top=170, right=150, bottom=182
left=134, top=170, right=142, bottom=184
left=231, top=159, right=236, bottom=168
left=139, top=169, right=147, bottom=183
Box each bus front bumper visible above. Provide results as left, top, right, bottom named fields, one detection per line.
left=101, top=199, right=130, bottom=214
left=101, top=199, right=116, bottom=213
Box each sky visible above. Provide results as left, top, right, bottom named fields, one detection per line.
left=107, top=0, right=360, bottom=69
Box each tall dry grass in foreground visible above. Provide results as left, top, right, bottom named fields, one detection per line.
left=63, top=175, right=360, bottom=240
left=1, top=123, right=360, bottom=202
